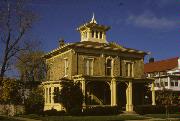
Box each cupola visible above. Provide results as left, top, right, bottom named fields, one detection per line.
left=77, top=14, right=110, bottom=43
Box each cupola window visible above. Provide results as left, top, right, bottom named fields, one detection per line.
left=92, top=30, right=94, bottom=38
left=100, top=32, right=102, bottom=39
left=96, top=31, right=98, bottom=38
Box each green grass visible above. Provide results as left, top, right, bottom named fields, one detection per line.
left=0, top=116, right=21, bottom=121
left=20, top=115, right=148, bottom=121
left=145, top=114, right=180, bottom=119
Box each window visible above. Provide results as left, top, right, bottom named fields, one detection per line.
left=156, top=83, right=160, bottom=87
left=125, top=62, right=133, bottom=77
left=175, top=80, right=178, bottom=86
left=64, top=59, right=68, bottom=76
left=96, top=31, right=98, bottom=38
left=46, top=88, right=48, bottom=103
left=49, top=87, right=51, bottom=103
left=85, top=59, right=93, bottom=75
left=106, top=59, right=112, bottom=76
left=171, top=80, right=178, bottom=87
left=171, top=81, right=174, bottom=86
left=165, top=82, right=168, bottom=86
left=54, top=87, right=59, bottom=103
left=100, top=32, right=102, bottom=39
left=92, top=30, right=94, bottom=38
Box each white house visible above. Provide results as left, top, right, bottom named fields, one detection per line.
left=144, top=57, right=180, bottom=92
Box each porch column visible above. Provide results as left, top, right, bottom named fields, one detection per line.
left=167, top=77, right=170, bottom=89
left=151, top=81, right=156, bottom=105
left=111, top=78, right=117, bottom=106
left=126, top=81, right=133, bottom=112
left=128, top=81, right=133, bottom=111
left=81, top=80, right=86, bottom=106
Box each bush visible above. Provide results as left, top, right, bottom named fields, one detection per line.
left=134, top=105, right=180, bottom=115
left=44, top=109, right=66, bottom=116
left=24, top=87, right=44, bottom=115
left=82, top=106, right=122, bottom=116
left=69, top=107, right=82, bottom=116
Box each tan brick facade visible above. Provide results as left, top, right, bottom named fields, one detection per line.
left=42, top=15, right=155, bottom=112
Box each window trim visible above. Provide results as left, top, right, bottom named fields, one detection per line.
left=84, top=58, right=94, bottom=76
left=106, top=57, right=113, bottom=76
left=125, top=61, right=134, bottom=77
left=64, top=58, right=68, bottom=77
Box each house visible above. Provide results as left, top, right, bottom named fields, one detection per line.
left=42, top=15, right=155, bottom=112
left=144, top=57, right=180, bottom=92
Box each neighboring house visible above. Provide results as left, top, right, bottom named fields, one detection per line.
left=42, top=15, right=155, bottom=112
left=144, top=57, right=180, bottom=92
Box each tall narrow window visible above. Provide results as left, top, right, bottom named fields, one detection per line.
left=106, top=59, right=112, bottom=76
left=64, top=59, right=68, bottom=76
left=125, top=62, right=133, bottom=77
left=49, top=87, right=51, bottom=103
left=96, top=31, right=98, bottom=38
left=54, top=87, right=59, bottom=103
left=92, top=30, right=94, bottom=38
left=85, top=59, right=93, bottom=75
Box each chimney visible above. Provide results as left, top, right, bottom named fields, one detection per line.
left=59, top=38, right=65, bottom=47
left=149, top=57, right=154, bottom=63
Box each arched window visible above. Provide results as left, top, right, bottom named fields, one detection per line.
left=106, top=59, right=112, bottom=76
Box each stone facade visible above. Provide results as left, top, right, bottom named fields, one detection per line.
left=42, top=15, right=155, bottom=112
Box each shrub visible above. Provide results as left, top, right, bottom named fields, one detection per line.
left=82, top=106, right=122, bottom=116
left=43, top=109, right=66, bottom=116
left=134, top=105, right=180, bottom=115
left=24, top=87, right=44, bottom=115
left=69, top=107, right=82, bottom=116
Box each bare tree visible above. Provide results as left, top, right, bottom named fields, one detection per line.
left=0, top=0, right=37, bottom=84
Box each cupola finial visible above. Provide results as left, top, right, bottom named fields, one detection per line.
left=90, top=13, right=97, bottom=24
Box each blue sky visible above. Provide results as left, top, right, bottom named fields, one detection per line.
left=30, top=0, right=179, bottom=62
left=31, top=0, right=180, bottom=60
left=2, top=0, right=179, bottom=77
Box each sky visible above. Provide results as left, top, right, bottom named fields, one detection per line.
left=1, top=0, right=180, bottom=77
left=29, top=0, right=180, bottom=62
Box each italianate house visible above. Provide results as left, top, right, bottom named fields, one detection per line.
left=42, top=15, right=155, bottom=112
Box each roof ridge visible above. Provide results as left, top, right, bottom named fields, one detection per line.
left=146, top=57, right=179, bottom=64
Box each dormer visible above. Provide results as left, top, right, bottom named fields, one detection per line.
left=77, top=14, right=110, bottom=43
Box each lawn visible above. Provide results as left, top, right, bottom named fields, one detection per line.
left=0, top=115, right=21, bottom=121
left=19, top=114, right=180, bottom=121
left=145, top=114, right=180, bottom=119
left=21, top=114, right=148, bottom=121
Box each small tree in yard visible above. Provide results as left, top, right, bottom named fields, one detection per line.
left=54, top=78, right=84, bottom=113
left=25, top=87, right=44, bottom=114
left=156, top=88, right=177, bottom=117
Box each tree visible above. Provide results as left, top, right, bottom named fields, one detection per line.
left=16, top=50, right=46, bottom=83
left=156, top=88, right=177, bottom=117
left=0, top=0, right=37, bottom=84
left=54, top=78, right=84, bottom=113
left=24, top=86, right=44, bottom=114
left=0, top=78, right=22, bottom=105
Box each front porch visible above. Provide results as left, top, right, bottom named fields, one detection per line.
left=73, top=74, right=156, bottom=113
